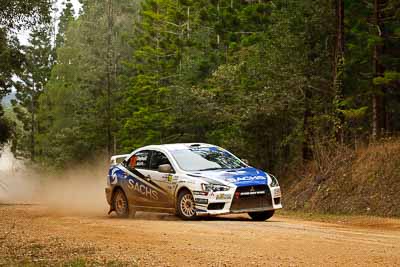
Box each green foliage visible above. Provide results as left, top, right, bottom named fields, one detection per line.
left=341, top=106, right=368, bottom=120
left=6, top=0, right=399, bottom=175
left=343, top=0, right=400, bottom=139
left=373, top=71, right=400, bottom=86
left=0, top=0, right=51, bottom=30
left=116, top=0, right=334, bottom=171
left=55, top=0, right=75, bottom=49
left=35, top=0, right=138, bottom=166
left=0, top=105, right=12, bottom=145
left=0, top=29, right=23, bottom=97
left=11, top=24, right=54, bottom=159
left=0, top=0, right=52, bottom=146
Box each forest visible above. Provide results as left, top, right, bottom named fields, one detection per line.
left=0, top=0, right=399, bottom=176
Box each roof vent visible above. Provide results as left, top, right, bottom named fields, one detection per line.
left=190, top=143, right=201, bottom=147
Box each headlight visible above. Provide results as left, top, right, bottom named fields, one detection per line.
left=201, top=183, right=230, bottom=192
left=269, top=174, right=279, bottom=187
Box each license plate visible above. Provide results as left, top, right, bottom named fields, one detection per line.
left=240, top=191, right=265, bottom=196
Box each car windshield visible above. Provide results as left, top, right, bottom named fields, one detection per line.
left=170, top=147, right=246, bottom=171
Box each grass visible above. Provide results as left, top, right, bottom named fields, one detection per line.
left=282, top=138, right=400, bottom=217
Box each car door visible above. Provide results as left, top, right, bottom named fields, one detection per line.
left=122, top=150, right=158, bottom=207
left=122, top=150, right=171, bottom=208
left=147, top=150, right=177, bottom=208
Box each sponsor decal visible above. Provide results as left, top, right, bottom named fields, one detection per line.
left=168, top=174, right=173, bottom=182
left=190, top=167, right=268, bottom=186
left=109, top=168, right=119, bottom=185
left=235, top=176, right=266, bottom=182
left=127, top=178, right=159, bottom=200
left=216, top=193, right=232, bottom=200
left=117, top=165, right=171, bottom=204
left=137, top=155, right=148, bottom=161
left=125, top=167, right=168, bottom=194
left=136, top=161, right=146, bottom=167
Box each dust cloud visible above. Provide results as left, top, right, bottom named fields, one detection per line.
left=0, top=146, right=109, bottom=216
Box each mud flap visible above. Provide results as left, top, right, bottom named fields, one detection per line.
left=108, top=206, right=115, bottom=215
left=129, top=208, right=137, bottom=218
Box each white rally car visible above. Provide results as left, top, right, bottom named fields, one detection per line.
left=105, top=143, right=282, bottom=221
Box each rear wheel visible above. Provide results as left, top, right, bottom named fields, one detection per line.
left=248, top=210, right=275, bottom=221
left=113, top=189, right=130, bottom=218
left=176, top=190, right=197, bottom=220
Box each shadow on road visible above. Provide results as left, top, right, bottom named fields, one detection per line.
left=107, top=211, right=282, bottom=222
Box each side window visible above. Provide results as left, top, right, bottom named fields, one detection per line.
left=149, top=151, right=171, bottom=171
left=128, top=150, right=151, bottom=170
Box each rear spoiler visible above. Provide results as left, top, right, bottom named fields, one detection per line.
left=110, top=154, right=130, bottom=166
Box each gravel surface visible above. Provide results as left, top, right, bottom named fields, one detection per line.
left=1, top=205, right=400, bottom=266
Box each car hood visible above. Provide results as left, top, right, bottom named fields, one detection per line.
left=188, top=167, right=269, bottom=187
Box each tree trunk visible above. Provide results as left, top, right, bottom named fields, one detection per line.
left=31, top=84, right=35, bottom=161
left=303, top=88, right=313, bottom=162
left=333, top=0, right=345, bottom=143
left=106, top=0, right=113, bottom=156
left=372, top=0, right=385, bottom=140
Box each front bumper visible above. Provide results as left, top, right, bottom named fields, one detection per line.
left=194, top=185, right=282, bottom=216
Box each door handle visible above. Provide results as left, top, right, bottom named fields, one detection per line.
left=145, top=175, right=151, bottom=182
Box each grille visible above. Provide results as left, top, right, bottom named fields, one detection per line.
left=230, top=185, right=272, bottom=211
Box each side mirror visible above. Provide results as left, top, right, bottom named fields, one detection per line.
left=158, top=164, right=173, bottom=173
left=241, top=159, right=249, bottom=165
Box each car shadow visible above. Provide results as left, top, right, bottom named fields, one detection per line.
left=198, top=215, right=283, bottom=223
left=108, top=212, right=281, bottom=222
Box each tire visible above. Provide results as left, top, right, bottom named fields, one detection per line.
left=248, top=210, right=275, bottom=221
left=176, top=190, right=197, bottom=220
left=113, top=189, right=130, bottom=218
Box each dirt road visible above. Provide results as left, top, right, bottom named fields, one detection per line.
left=1, top=205, right=400, bottom=266
left=1, top=148, right=400, bottom=266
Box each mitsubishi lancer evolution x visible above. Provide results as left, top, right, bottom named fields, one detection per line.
left=105, top=143, right=282, bottom=220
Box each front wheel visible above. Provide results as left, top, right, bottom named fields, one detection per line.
left=176, top=190, right=197, bottom=220
left=113, top=189, right=131, bottom=218
left=248, top=210, right=275, bottom=221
